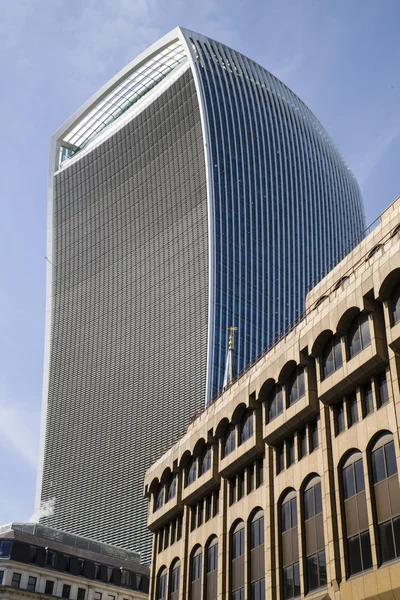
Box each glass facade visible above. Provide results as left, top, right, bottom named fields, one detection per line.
left=186, top=32, right=364, bottom=397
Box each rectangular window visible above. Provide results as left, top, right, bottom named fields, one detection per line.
left=282, top=563, right=300, bottom=599
left=287, top=436, right=295, bottom=467
left=362, top=382, right=374, bottom=417
left=229, top=477, right=237, bottom=506
left=250, top=578, right=265, bottom=600
left=335, top=400, right=346, bottom=435
left=0, top=571, right=3, bottom=585
left=0, top=540, right=12, bottom=557
left=64, top=554, right=71, bottom=572
left=247, top=463, right=255, bottom=493
left=309, top=421, right=319, bottom=452
left=177, top=516, right=183, bottom=539
left=197, top=501, right=204, bottom=527
left=205, top=496, right=211, bottom=522
left=164, top=524, right=169, bottom=549
left=78, top=559, right=85, bottom=575
left=46, top=549, right=56, bottom=568
left=277, top=444, right=285, bottom=474
left=256, top=457, right=264, bottom=487
left=171, top=519, right=177, bottom=542
left=376, top=373, right=389, bottom=408
left=298, top=428, right=307, bottom=459
left=94, top=563, right=101, bottom=580
left=237, top=472, right=244, bottom=500
left=77, top=589, right=86, bottom=600
left=347, top=393, right=358, bottom=427
left=190, top=505, right=197, bottom=531
left=348, top=531, right=373, bottom=575
left=11, top=573, right=21, bottom=589
left=307, top=551, right=326, bottom=592
left=212, top=491, right=219, bottom=517
left=29, top=545, right=38, bottom=563
left=94, top=593, right=102, bottom=600
left=27, top=576, right=37, bottom=592
left=45, top=580, right=54, bottom=595
left=62, top=585, right=71, bottom=599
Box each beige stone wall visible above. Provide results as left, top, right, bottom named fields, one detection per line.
left=144, top=197, right=400, bottom=600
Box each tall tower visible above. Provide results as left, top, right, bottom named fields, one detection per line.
left=37, top=27, right=365, bottom=560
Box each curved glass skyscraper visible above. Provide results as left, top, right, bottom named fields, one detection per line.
left=37, top=28, right=365, bottom=560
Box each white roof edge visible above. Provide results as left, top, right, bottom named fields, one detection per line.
left=51, top=26, right=188, bottom=145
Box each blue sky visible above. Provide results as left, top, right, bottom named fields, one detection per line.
left=0, top=0, right=399, bottom=525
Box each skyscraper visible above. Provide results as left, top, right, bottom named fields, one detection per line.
left=37, top=27, right=365, bottom=561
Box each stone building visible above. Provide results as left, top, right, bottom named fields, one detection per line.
left=144, top=197, right=400, bottom=600
left=0, top=524, right=149, bottom=600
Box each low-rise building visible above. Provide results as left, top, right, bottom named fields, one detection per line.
left=144, top=197, right=400, bottom=600
left=0, top=523, right=149, bottom=600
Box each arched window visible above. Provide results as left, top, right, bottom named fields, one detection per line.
left=370, top=433, right=400, bottom=563
left=167, top=474, right=177, bottom=501
left=268, top=385, right=284, bottom=421
left=205, top=537, right=218, bottom=600
left=223, top=423, right=236, bottom=457
left=321, top=335, right=342, bottom=380
left=287, top=367, right=305, bottom=407
left=199, top=445, right=212, bottom=476
left=281, top=491, right=300, bottom=599
left=190, top=546, right=202, bottom=600
left=303, top=478, right=326, bottom=592
left=347, top=313, right=371, bottom=359
left=250, top=510, right=265, bottom=600
left=157, top=568, right=167, bottom=600
left=154, top=485, right=165, bottom=511
left=390, top=282, right=400, bottom=326
left=169, top=560, right=180, bottom=600
left=239, top=410, right=254, bottom=444
left=341, top=453, right=372, bottom=576
left=186, top=456, right=197, bottom=487
left=231, top=521, right=245, bottom=600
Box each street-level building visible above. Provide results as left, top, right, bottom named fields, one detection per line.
left=144, top=197, right=400, bottom=600
left=0, top=524, right=148, bottom=600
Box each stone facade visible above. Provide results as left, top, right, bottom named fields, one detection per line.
left=144, top=197, right=400, bottom=600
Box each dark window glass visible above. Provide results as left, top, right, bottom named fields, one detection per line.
left=237, top=472, right=244, bottom=500
left=177, top=516, right=183, bottom=539
left=390, top=283, right=400, bottom=325
left=268, top=385, right=283, bottom=421
left=298, top=428, right=307, bottom=459
left=191, top=550, right=202, bottom=581
left=343, top=463, right=356, bottom=499
left=372, top=446, right=386, bottom=483
left=379, top=520, right=397, bottom=562
left=283, top=563, right=300, bottom=599
left=11, top=573, right=21, bottom=589
left=288, top=367, right=305, bottom=407
left=78, top=559, right=85, bottom=575
left=198, top=501, right=204, bottom=527
left=64, top=555, right=71, bottom=572
left=305, top=482, right=322, bottom=520
left=167, top=474, right=177, bottom=500
left=347, top=393, right=358, bottom=427
left=240, top=410, right=254, bottom=444
left=251, top=579, right=265, bottom=600
left=29, top=545, right=37, bottom=563
left=157, top=571, right=167, bottom=600
left=354, top=459, right=365, bottom=493
left=27, top=576, right=37, bottom=592
left=232, top=588, right=244, bottom=600
left=385, top=440, right=397, bottom=477
left=94, top=563, right=101, bottom=580
left=277, top=444, right=285, bottom=474
left=186, top=456, right=197, bottom=486
left=0, top=571, right=3, bottom=585
left=348, top=313, right=371, bottom=359
left=199, top=446, right=212, bottom=475
left=251, top=514, right=264, bottom=548
left=154, top=486, right=164, bottom=510
left=362, top=383, right=374, bottom=417
left=256, top=457, right=264, bottom=487
left=309, top=421, right=319, bottom=452
left=0, top=540, right=11, bottom=557
left=247, top=464, right=255, bottom=493
left=232, top=526, right=245, bottom=559
left=171, top=563, right=180, bottom=593
left=224, top=424, right=236, bottom=457
left=229, top=477, right=236, bottom=506
left=212, top=492, right=219, bottom=517
left=287, top=436, right=295, bottom=467
left=191, top=505, right=197, bottom=531
left=77, top=589, right=86, bottom=600
left=205, top=496, right=212, bottom=521
left=322, top=336, right=343, bottom=379
left=62, top=585, right=71, bottom=599
left=347, top=531, right=373, bottom=575
left=376, top=373, right=389, bottom=408
left=282, top=496, right=297, bottom=532
left=307, top=551, right=326, bottom=591
left=45, top=581, right=54, bottom=595
left=207, top=541, right=218, bottom=573
left=46, top=549, right=56, bottom=568
left=335, top=400, right=346, bottom=435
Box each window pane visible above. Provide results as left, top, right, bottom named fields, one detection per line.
left=348, top=535, right=362, bottom=575
left=277, top=387, right=283, bottom=414
left=377, top=373, right=389, bottom=407
left=282, top=501, right=290, bottom=532
left=298, top=369, right=305, bottom=398
left=360, top=531, right=373, bottom=570
left=379, top=521, right=396, bottom=563
left=348, top=393, right=358, bottom=426
left=251, top=519, right=259, bottom=548
left=307, top=555, right=318, bottom=591
left=372, top=447, right=386, bottom=483
left=283, top=565, right=293, bottom=600
left=318, top=551, right=327, bottom=587
left=343, top=464, right=355, bottom=499
left=360, top=314, right=371, bottom=349
left=391, top=284, right=400, bottom=325
left=334, top=337, right=343, bottom=370
left=293, top=562, right=300, bottom=598
left=314, top=483, right=322, bottom=515
left=335, top=401, right=345, bottom=435
left=323, top=342, right=334, bottom=378
left=291, top=498, right=298, bottom=528
left=304, top=489, right=314, bottom=520
left=385, top=441, right=397, bottom=477
left=363, top=383, right=374, bottom=416
left=354, top=459, right=365, bottom=493
left=298, top=428, right=307, bottom=459
left=394, top=517, right=400, bottom=557
left=349, top=319, right=361, bottom=358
